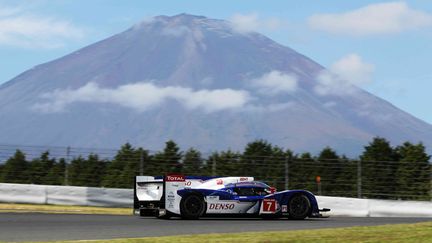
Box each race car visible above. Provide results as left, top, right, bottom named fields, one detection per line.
left=134, top=174, right=330, bottom=219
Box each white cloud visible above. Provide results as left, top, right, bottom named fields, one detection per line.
left=314, top=54, right=374, bottom=96
left=251, top=71, right=298, bottom=95
left=314, top=71, right=355, bottom=96
left=131, top=16, right=155, bottom=29
left=330, top=54, right=374, bottom=86
left=308, top=2, right=432, bottom=36
left=33, top=82, right=251, bottom=113
left=229, top=13, right=284, bottom=33
left=161, top=25, right=190, bottom=37
left=0, top=4, right=84, bottom=48
left=245, top=102, right=297, bottom=113
left=181, top=88, right=248, bottom=112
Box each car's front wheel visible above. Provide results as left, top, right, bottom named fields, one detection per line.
left=180, top=194, right=205, bottom=219
left=288, top=194, right=311, bottom=220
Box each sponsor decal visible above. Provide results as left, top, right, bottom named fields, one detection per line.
left=239, top=177, right=248, bottom=181
left=185, top=181, right=192, bottom=186
left=282, top=205, right=288, bottom=212
left=209, top=203, right=235, bottom=210
left=216, top=179, right=223, bottom=185
left=166, top=174, right=185, bottom=182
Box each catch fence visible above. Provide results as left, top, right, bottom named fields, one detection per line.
left=0, top=144, right=430, bottom=201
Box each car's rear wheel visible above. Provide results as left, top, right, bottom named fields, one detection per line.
left=180, top=194, right=205, bottom=219
left=288, top=194, right=311, bottom=220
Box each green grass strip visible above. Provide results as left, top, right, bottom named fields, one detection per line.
left=23, top=221, right=432, bottom=243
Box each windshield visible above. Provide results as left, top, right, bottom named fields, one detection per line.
left=233, top=187, right=269, bottom=196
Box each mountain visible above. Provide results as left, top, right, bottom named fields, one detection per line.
left=0, top=14, right=431, bottom=156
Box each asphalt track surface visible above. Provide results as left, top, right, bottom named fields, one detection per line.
left=0, top=213, right=431, bottom=242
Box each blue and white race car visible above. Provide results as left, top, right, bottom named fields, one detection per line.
left=134, top=174, right=330, bottom=219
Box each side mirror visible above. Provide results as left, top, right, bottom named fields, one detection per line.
left=269, top=187, right=276, bottom=194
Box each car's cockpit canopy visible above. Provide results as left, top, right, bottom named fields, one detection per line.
left=222, top=181, right=273, bottom=196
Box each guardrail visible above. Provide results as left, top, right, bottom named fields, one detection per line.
left=1, top=183, right=431, bottom=217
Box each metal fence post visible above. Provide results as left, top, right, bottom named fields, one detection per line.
left=357, top=160, right=362, bottom=198
left=284, top=156, right=289, bottom=190
left=64, top=146, right=70, bottom=186
left=212, top=157, right=216, bottom=177
left=139, top=150, right=144, bottom=176
left=430, top=163, right=432, bottom=201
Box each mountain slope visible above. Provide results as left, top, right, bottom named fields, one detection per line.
left=0, top=14, right=431, bottom=156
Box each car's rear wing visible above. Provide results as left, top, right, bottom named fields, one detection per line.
left=134, top=174, right=254, bottom=216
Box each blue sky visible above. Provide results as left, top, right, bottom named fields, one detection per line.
left=0, top=0, right=431, bottom=123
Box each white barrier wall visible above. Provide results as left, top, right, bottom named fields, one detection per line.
left=316, top=196, right=370, bottom=217
left=1, top=183, right=431, bottom=217
left=0, top=183, right=132, bottom=207
left=316, top=196, right=432, bottom=217
left=0, top=183, right=48, bottom=204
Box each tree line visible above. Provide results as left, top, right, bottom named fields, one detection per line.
left=0, top=137, right=430, bottom=200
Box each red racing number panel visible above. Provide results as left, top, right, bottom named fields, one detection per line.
left=262, top=199, right=276, bottom=212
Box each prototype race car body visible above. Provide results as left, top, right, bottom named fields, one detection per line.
left=134, top=174, right=330, bottom=219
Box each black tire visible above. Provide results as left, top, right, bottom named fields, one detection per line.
left=288, top=194, right=311, bottom=220
left=180, top=194, right=205, bottom=219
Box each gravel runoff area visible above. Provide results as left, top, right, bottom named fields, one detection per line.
left=0, top=213, right=431, bottom=242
